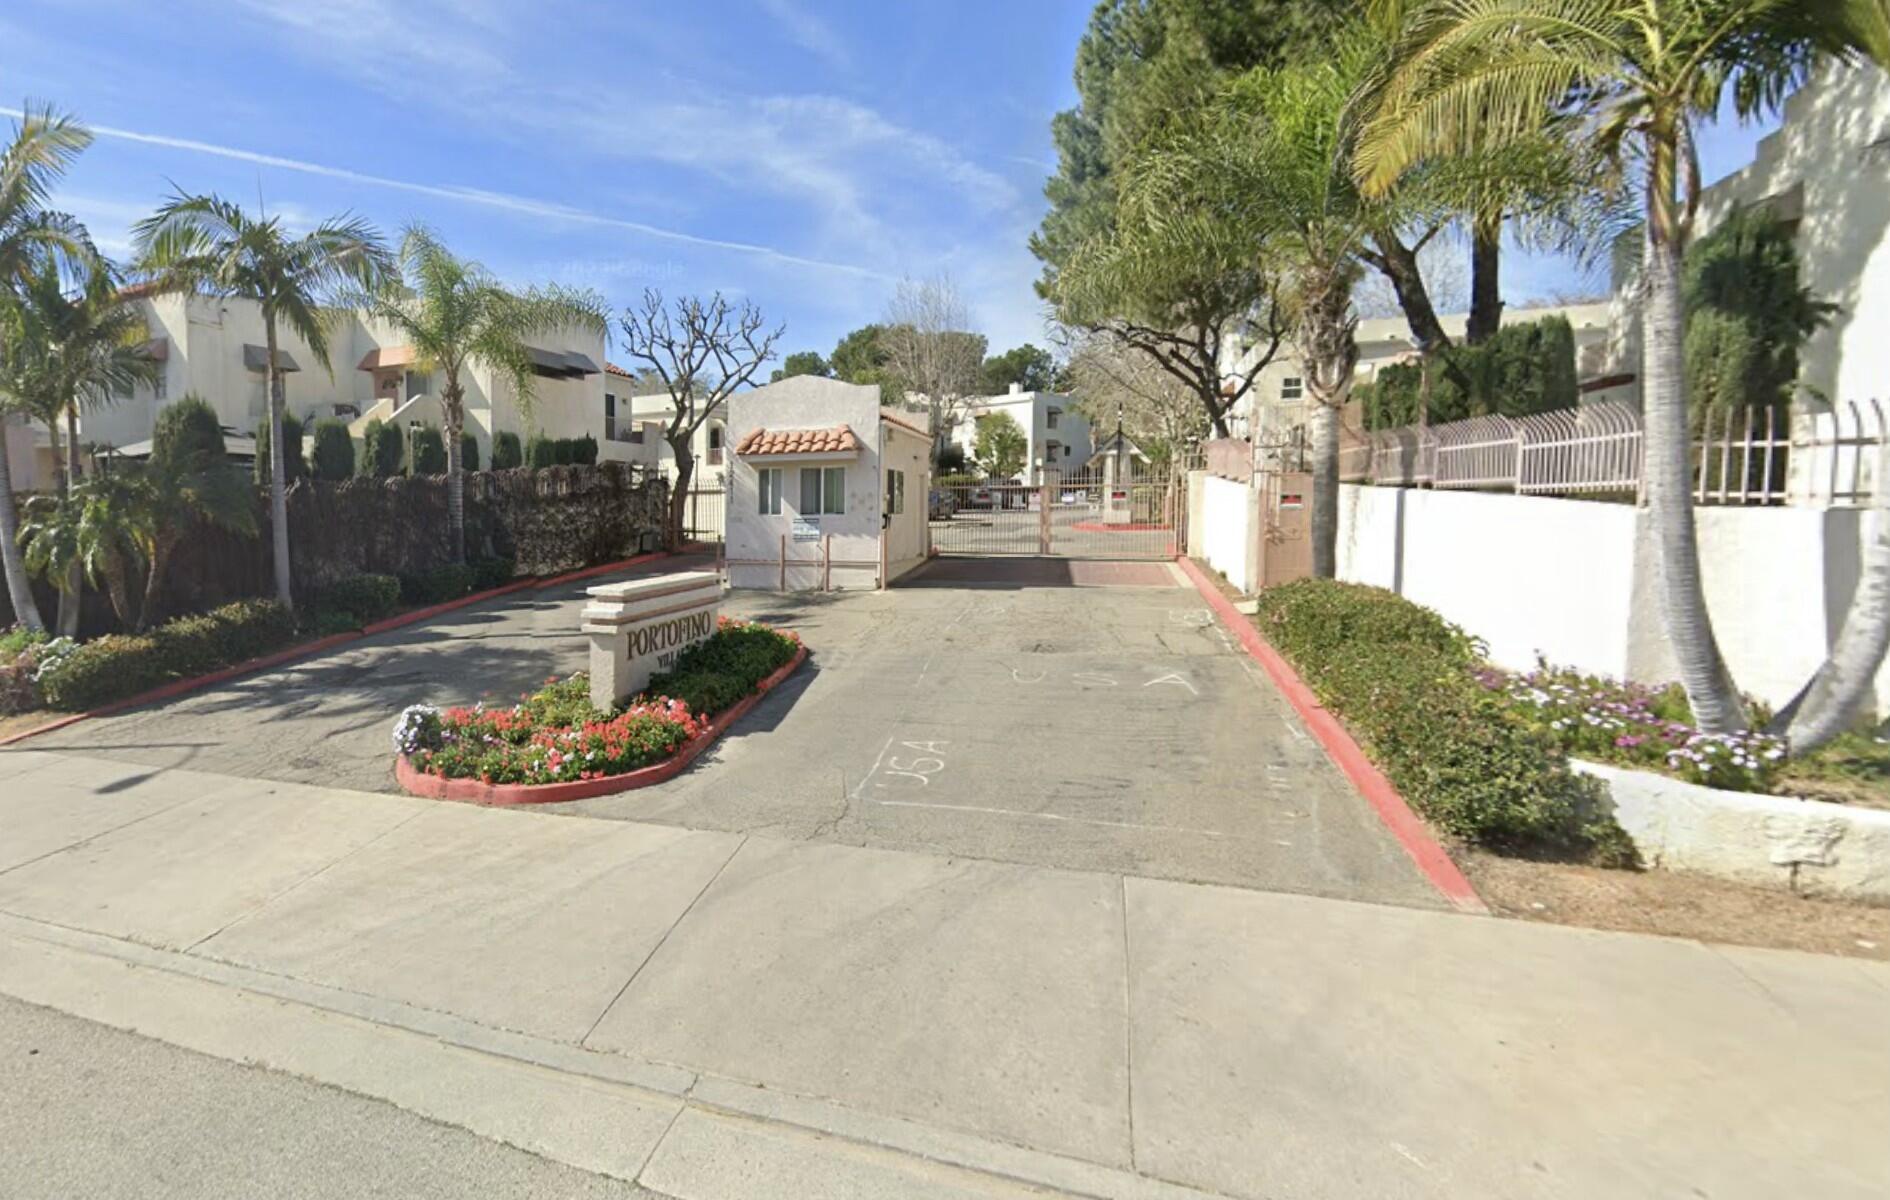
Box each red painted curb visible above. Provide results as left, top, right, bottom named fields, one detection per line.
left=359, top=579, right=536, bottom=636
left=531, top=550, right=671, bottom=590
left=395, top=646, right=808, bottom=805
left=0, top=630, right=367, bottom=748
left=1177, top=557, right=1487, bottom=914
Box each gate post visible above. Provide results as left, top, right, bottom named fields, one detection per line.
left=1039, top=468, right=1058, bottom=555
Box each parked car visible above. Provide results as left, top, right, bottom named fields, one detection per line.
left=928, top=489, right=957, bottom=520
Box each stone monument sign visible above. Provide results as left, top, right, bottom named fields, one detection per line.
left=580, top=571, right=721, bottom=710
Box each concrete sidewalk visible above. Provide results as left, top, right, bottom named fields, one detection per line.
left=0, top=748, right=1885, bottom=1199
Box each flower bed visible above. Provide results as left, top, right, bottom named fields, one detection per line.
left=1477, top=660, right=1787, bottom=793
left=393, top=618, right=802, bottom=801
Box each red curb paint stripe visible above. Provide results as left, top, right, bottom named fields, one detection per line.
left=0, top=630, right=367, bottom=748
left=359, top=579, right=536, bottom=636
left=1176, top=557, right=1487, bottom=914
left=394, top=646, right=808, bottom=805
left=531, top=551, right=672, bottom=590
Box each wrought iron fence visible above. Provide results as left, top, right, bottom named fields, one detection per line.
left=1338, top=398, right=1886, bottom=506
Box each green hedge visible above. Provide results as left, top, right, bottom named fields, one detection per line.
left=642, top=620, right=800, bottom=718
left=460, top=432, right=479, bottom=472
left=492, top=432, right=522, bottom=470
left=399, top=563, right=476, bottom=606
left=470, top=555, right=515, bottom=590
left=38, top=600, right=296, bottom=711
left=572, top=434, right=598, bottom=466
left=253, top=413, right=308, bottom=484
left=526, top=434, right=555, bottom=470
left=1254, top=580, right=1628, bottom=861
left=408, top=424, right=447, bottom=475
left=314, top=574, right=400, bottom=628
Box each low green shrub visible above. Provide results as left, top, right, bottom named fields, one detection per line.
left=408, top=424, right=447, bottom=475
left=492, top=431, right=523, bottom=470
left=314, top=573, right=401, bottom=627
left=641, top=618, right=801, bottom=719
left=470, top=556, right=515, bottom=590
left=310, top=418, right=355, bottom=481
left=526, top=434, right=555, bottom=470
left=1254, top=580, right=1628, bottom=862
left=399, top=563, right=477, bottom=607
left=0, top=628, right=53, bottom=714
left=572, top=434, right=599, bottom=466
left=37, top=600, right=295, bottom=711
left=460, top=432, right=479, bottom=472
left=552, top=437, right=576, bottom=466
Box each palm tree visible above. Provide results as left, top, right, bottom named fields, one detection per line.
left=1354, top=0, right=1890, bottom=739
left=0, top=102, right=95, bottom=633
left=3, top=259, right=159, bottom=634
left=1124, top=30, right=1412, bottom=577
left=368, top=226, right=605, bottom=560
left=133, top=194, right=390, bottom=611
left=19, top=468, right=155, bottom=630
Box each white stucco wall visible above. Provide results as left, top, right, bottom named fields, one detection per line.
left=725, top=376, right=888, bottom=591
left=882, top=418, right=931, bottom=582
left=1329, top=482, right=1890, bottom=713
left=1199, top=474, right=1259, bottom=594
left=949, top=389, right=1092, bottom=480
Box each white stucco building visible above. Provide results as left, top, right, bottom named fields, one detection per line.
left=723, top=375, right=931, bottom=591
left=4, top=291, right=634, bottom=490
left=944, top=384, right=1093, bottom=482
left=598, top=363, right=729, bottom=485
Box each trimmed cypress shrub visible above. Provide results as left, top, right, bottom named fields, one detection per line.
left=552, top=437, right=576, bottom=466
left=310, top=418, right=355, bottom=481
left=492, top=431, right=523, bottom=470
left=526, top=434, right=556, bottom=470
left=572, top=433, right=598, bottom=465
left=460, top=432, right=480, bottom=472
left=408, top=424, right=447, bottom=476
left=153, top=394, right=226, bottom=464
left=253, top=412, right=307, bottom=484
left=360, top=418, right=405, bottom=478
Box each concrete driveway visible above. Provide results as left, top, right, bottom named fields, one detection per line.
left=28, top=554, right=1438, bottom=906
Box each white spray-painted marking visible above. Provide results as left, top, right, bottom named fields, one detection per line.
left=1072, top=672, right=1118, bottom=687
left=1143, top=672, right=1199, bottom=695
left=1011, top=668, right=1047, bottom=684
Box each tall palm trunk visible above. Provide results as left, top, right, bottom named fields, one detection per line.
left=0, top=424, right=44, bottom=632
left=1466, top=214, right=1502, bottom=345
left=1642, top=143, right=1745, bottom=732
left=139, top=528, right=183, bottom=633
left=263, top=315, right=294, bottom=611
left=443, top=377, right=466, bottom=563
left=1777, top=439, right=1890, bottom=751
left=41, top=415, right=77, bottom=637
left=1300, top=258, right=1359, bottom=580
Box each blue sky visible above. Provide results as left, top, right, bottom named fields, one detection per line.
left=2, top=1, right=1781, bottom=368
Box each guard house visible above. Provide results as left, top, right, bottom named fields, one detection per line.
left=725, top=376, right=932, bottom=590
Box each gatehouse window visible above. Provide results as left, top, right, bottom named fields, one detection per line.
left=758, top=467, right=783, bottom=514
left=799, top=466, right=846, bottom=515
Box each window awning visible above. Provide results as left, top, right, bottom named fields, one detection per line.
left=136, top=337, right=169, bottom=362
left=357, top=344, right=419, bottom=372
left=243, top=344, right=301, bottom=373
left=526, top=347, right=602, bottom=377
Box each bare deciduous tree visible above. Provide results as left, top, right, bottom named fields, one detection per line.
left=1057, top=325, right=1206, bottom=463
left=618, top=289, right=782, bottom=548
left=880, top=274, right=985, bottom=462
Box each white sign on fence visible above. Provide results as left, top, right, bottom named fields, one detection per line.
left=792, top=517, right=820, bottom=542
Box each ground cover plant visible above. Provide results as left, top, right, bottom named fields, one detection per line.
left=394, top=617, right=800, bottom=786
left=1254, top=579, right=1629, bottom=861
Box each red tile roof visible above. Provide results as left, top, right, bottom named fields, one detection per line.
left=605, top=361, right=635, bottom=378
left=736, top=425, right=862, bottom=456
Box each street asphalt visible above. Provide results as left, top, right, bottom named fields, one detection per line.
left=0, top=993, right=662, bottom=1199
left=29, top=552, right=1439, bottom=906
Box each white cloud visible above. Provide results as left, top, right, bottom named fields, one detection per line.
left=0, top=107, right=894, bottom=282
left=756, top=0, right=851, bottom=68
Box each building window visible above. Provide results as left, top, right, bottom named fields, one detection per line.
left=1280, top=376, right=1303, bottom=401
left=1046, top=407, right=1060, bottom=429
left=758, top=467, right=782, bottom=514
left=799, top=466, right=845, bottom=515
left=708, top=424, right=724, bottom=465
left=1062, top=445, right=1070, bottom=458
left=604, top=393, right=617, bottom=441
left=885, top=468, right=906, bottom=515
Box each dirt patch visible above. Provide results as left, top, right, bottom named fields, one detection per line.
left=0, top=710, right=69, bottom=744
left=1461, top=849, right=1890, bottom=961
